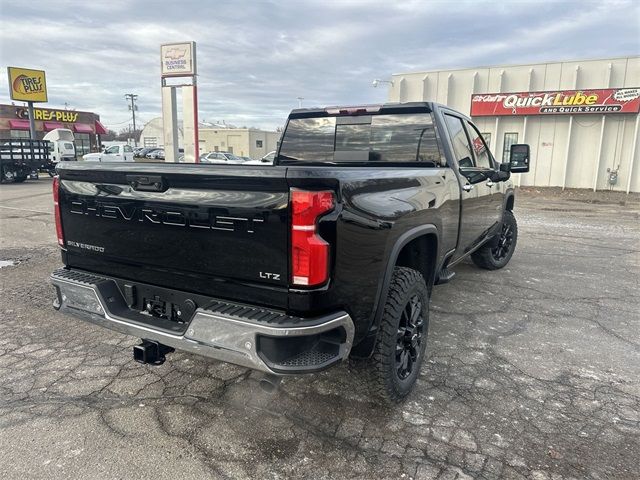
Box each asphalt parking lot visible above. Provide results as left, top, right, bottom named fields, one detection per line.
left=1, top=178, right=638, bottom=480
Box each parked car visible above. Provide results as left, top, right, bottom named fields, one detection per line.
left=83, top=144, right=134, bottom=162
left=262, top=151, right=276, bottom=163
left=243, top=151, right=276, bottom=165
left=136, top=147, right=159, bottom=158
left=146, top=149, right=164, bottom=159
left=200, top=151, right=246, bottom=164
left=51, top=102, right=530, bottom=402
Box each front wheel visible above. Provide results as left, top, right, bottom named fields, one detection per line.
left=370, top=266, right=430, bottom=403
left=1, top=168, right=16, bottom=183
left=471, top=210, right=518, bottom=270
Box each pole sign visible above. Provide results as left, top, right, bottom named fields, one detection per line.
left=471, top=88, right=640, bottom=116
left=160, top=42, right=196, bottom=77
left=7, top=67, right=48, bottom=102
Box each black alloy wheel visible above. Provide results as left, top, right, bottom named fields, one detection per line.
left=491, top=220, right=515, bottom=261
left=471, top=210, right=519, bottom=270
left=396, top=294, right=425, bottom=380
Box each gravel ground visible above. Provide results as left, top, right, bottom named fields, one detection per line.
left=0, top=178, right=638, bottom=480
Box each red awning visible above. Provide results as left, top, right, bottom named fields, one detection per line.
left=74, top=123, right=94, bottom=134
left=44, top=122, right=64, bottom=131
left=94, top=120, right=108, bottom=135
left=9, top=119, right=30, bottom=130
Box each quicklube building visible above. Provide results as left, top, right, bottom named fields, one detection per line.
left=387, top=56, right=639, bottom=193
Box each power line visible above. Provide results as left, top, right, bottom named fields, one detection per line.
left=105, top=117, right=135, bottom=127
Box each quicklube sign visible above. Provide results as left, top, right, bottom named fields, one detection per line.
left=471, top=88, right=640, bottom=116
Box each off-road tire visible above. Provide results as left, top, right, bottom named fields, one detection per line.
left=471, top=210, right=518, bottom=270
left=371, top=266, right=430, bottom=403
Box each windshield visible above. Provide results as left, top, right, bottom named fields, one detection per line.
left=279, top=113, right=441, bottom=166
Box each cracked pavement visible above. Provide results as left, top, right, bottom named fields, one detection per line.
left=1, top=179, right=639, bottom=479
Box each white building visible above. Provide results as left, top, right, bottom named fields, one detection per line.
left=140, top=117, right=182, bottom=149
left=199, top=127, right=280, bottom=159
left=388, top=56, right=640, bottom=193
left=139, top=117, right=280, bottom=159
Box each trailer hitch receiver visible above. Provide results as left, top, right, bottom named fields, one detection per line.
left=133, top=340, right=174, bottom=365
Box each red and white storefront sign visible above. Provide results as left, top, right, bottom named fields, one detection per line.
left=471, top=88, right=640, bottom=117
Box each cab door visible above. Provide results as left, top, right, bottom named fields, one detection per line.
left=123, top=145, right=134, bottom=162
left=464, top=120, right=503, bottom=231
left=102, top=145, right=122, bottom=162
left=443, top=113, right=492, bottom=256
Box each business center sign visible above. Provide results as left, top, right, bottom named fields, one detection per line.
left=160, top=42, right=196, bottom=77
left=471, top=88, right=640, bottom=116
left=7, top=67, right=48, bottom=103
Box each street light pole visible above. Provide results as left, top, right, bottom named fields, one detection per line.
left=124, top=93, right=138, bottom=146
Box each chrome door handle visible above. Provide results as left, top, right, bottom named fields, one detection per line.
left=486, top=180, right=494, bottom=187
left=462, top=184, right=474, bottom=192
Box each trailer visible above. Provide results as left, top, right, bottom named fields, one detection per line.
left=0, top=139, right=50, bottom=183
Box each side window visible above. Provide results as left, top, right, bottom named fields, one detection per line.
left=481, top=133, right=491, bottom=149
left=105, top=146, right=120, bottom=154
left=502, top=133, right=518, bottom=163
left=465, top=121, right=492, bottom=169
left=124, top=145, right=133, bottom=153
left=443, top=114, right=474, bottom=168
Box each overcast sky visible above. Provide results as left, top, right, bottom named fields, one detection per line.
left=1, top=0, right=638, bottom=132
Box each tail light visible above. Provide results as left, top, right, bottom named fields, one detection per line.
left=52, top=176, right=64, bottom=247
left=291, top=189, right=334, bottom=287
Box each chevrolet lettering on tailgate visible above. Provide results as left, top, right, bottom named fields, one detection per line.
left=69, top=200, right=265, bottom=233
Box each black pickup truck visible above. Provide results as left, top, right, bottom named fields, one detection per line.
left=51, top=102, right=530, bottom=401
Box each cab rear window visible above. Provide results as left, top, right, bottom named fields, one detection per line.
left=278, top=114, right=442, bottom=166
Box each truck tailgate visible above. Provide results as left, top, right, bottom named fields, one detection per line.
left=57, top=163, right=289, bottom=298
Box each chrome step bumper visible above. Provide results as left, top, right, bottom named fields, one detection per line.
left=51, top=268, right=354, bottom=374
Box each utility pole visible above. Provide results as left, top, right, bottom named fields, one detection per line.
left=124, top=93, right=138, bottom=146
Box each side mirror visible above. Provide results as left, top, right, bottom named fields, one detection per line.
left=459, top=167, right=490, bottom=184
left=509, top=144, right=530, bottom=173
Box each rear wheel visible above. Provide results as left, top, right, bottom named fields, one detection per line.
left=370, top=266, right=429, bottom=403
left=471, top=210, right=518, bottom=270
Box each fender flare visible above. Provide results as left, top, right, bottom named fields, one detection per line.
left=503, top=188, right=515, bottom=211
left=370, top=224, right=439, bottom=333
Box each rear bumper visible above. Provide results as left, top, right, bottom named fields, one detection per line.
left=51, top=268, right=354, bottom=374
